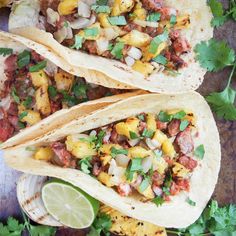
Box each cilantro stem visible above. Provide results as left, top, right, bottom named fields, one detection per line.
left=226, top=63, right=236, bottom=87
left=166, top=230, right=212, bottom=236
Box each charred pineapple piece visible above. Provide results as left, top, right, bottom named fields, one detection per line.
left=30, top=70, right=49, bottom=87
left=175, top=14, right=190, bottom=29
left=98, top=13, right=112, bottom=28
left=152, top=130, right=168, bottom=145
left=162, top=139, right=175, bottom=158
left=146, top=113, right=157, bottom=131
left=58, top=0, right=78, bottom=15
left=35, top=85, right=51, bottom=116
left=100, top=205, right=167, bottom=236
left=100, top=155, right=112, bottom=166
left=34, top=147, right=54, bottom=161
left=99, top=144, right=122, bottom=155
left=128, top=146, right=150, bottom=158
left=54, top=70, right=74, bottom=91
left=120, top=30, right=151, bottom=48
left=97, top=172, right=114, bottom=187
left=132, top=60, right=154, bottom=77
left=132, top=2, right=147, bottom=20
left=111, top=0, right=135, bottom=16
left=66, top=135, right=97, bottom=158
left=152, top=157, right=168, bottom=175
left=172, top=162, right=189, bottom=178
left=142, top=42, right=167, bottom=62
left=21, top=110, right=41, bottom=125
left=138, top=184, right=155, bottom=199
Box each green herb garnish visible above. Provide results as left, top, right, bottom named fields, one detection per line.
left=111, top=147, right=128, bottom=158
left=17, top=50, right=30, bottom=69
left=29, top=60, right=47, bottom=72
left=108, top=16, right=127, bottom=25
left=194, top=144, right=205, bottom=160
left=147, top=12, right=161, bottom=22
left=111, top=42, right=124, bottom=59
left=79, top=157, right=92, bottom=174
left=71, top=35, right=84, bottom=50
left=0, top=47, right=13, bottom=56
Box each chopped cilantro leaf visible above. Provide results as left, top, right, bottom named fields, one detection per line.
left=96, top=130, right=106, bottom=149
left=194, top=144, right=205, bottom=159
left=17, top=50, right=31, bottom=69
left=71, top=35, right=84, bottom=50
left=108, top=16, right=127, bottom=25
left=137, top=114, right=145, bottom=121
left=22, top=96, right=32, bottom=109
left=179, top=120, right=189, bottom=131
left=61, top=91, right=78, bottom=107
left=111, top=147, right=128, bottom=158
left=79, top=135, right=97, bottom=144
left=0, top=47, right=13, bottom=56
left=18, top=121, right=26, bottom=129
left=152, top=196, right=164, bottom=207
left=170, top=14, right=177, bottom=25
left=146, top=12, right=161, bottom=22
left=194, top=39, right=235, bottom=72
left=157, top=111, right=172, bottom=122
left=130, top=158, right=143, bottom=172
left=111, top=42, right=124, bottom=59
left=91, top=4, right=110, bottom=13
left=129, top=131, right=139, bottom=139
left=11, top=87, right=20, bottom=104
left=79, top=157, right=92, bottom=174
left=84, top=27, right=99, bottom=37
left=149, top=30, right=168, bottom=54
left=142, top=129, right=155, bottom=138
left=172, top=110, right=187, bottom=119
left=48, top=85, right=58, bottom=98
left=153, top=54, right=167, bottom=65
left=19, top=111, right=28, bottom=120
left=186, top=197, right=196, bottom=206
left=72, top=82, right=88, bottom=98
left=139, top=177, right=150, bottom=192
left=29, top=60, right=47, bottom=72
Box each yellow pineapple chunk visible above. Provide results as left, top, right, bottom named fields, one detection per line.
left=120, top=30, right=151, bottom=48
left=142, top=42, right=167, bottom=62
left=128, top=146, right=150, bottom=158
left=98, top=172, right=114, bottom=187
left=99, top=144, right=122, bottom=155
left=100, top=155, right=112, bottom=166
left=21, top=110, right=41, bottom=125
left=54, top=70, right=74, bottom=91
left=132, top=60, right=154, bottom=77
left=35, top=85, right=51, bottom=116
left=162, top=139, right=175, bottom=158
left=58, top=0, right=78, bottom=15
left=34, top=147, right=53, bottom=161
left=132, top=2, right=147, bottom=20
left=175, top=14, right=190, bottom=29
left=98, top=13, right=112, bottom=28
left=30, top=70, right=48, bottom=87
left=138, top=185, right=155, bottom=199
left=65, top=135, right=97, bottom=159
left=152, top=130, right=168, bottom=145
left=172, top=162, right=189, bottom=178
left=111, top=0, right=135, bottom=16
left=146, top=113, right=157, bottom=131
left=153, top=157, right=168, bottom=175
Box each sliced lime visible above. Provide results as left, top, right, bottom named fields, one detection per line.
left=42, top=178, right=99, bottom=229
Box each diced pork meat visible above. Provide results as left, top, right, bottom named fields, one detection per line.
left=141, top=0, right=163, bottom=11
left=175, top=128, right=194, bottom=155
left=117, top=183, right=132, bottom=196
left=167, top=119, right=180, bottom=137
left=172, top=38, right=191, bottom=55
left=152, top=171, right=165, bottom=186
left=156, top=120, right=167, bottom=130
left=178, top=155, right=197, bottom=171
left=0, top=119, right=14, bottom=142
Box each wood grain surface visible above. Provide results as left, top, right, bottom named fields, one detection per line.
left=0, top=1, right=235, bottom=234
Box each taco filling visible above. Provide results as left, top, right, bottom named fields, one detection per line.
left=31, top=0, right=190, bottom=75
left=0, top=48, right=125, bottom=142
left=32, top=110, right=204, bottom=204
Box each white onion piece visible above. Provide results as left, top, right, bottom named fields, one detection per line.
left=96, top=39, right=109, bottom=54
left=127, top=47, right=142, bottom=60
left=153, top=186, right=163, bottom=196
left=103, top=28, right=119, bottom=40
left=44, top=60, right=58, bottom=76
left=37, top=15, right=46, bottom=30
left=116, top=154, right=130, bottom=168
left=69, top=15, right=96, bottom=29
left=0, top=95, right=11, bottom=113
left=46, top=8, right=59, bottom=27
left=108, top=159, right=126, bottom=185
left=127, top=138, right=139, bottom=147
left=125, top=56, right=135, bottom=67
left=134, top=19, right=159, bottom=28
left=169, top=8, right=177, bottom=16
left=78, top=1, right=91, bottom=18
left=53, top=27, right=68, bottom=43
left=66, top=26, right=73, bottom=39
left=85, top=0, right=96, bottom=6
left=103, top=130, right=111, bottom=143
left=146, top=138, right=161, bottom=150
left=142, top=156, right=153, bottom=173
left=70, top=134, right=89, bottom=142
left=89, top=130, right=97, bottom=136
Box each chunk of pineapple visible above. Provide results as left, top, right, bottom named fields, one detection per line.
left=111, top=0, right=135, bottom=16
left=152, top=157, right=168, bottom=175
left=172, top=162, right=189, bottom=178
left=34, top=147, right=54, bottom=161
left=66, top=135, right=97, bottom=159
left=99, top=144, right=122, bottom=155
left=132, top=2, right=147, bottom=20
left=138, top=184, right=155, bottom=199
left=58, top=0, right=78, bottom=15
left=21, top=110, right=41, bottom=125
left=175, top=14, right=190, bottom=29
left=152, top=130, right=168, bottom=145
left=162, top=139, right=175, bottom=158
left=100, top=155, right=112, bottom=166
left=98, top=172, right=114, bottom=187
left=120, top=30, right=151, bottom=48
left=146, top=113, right=157, bottom=131
left=54, top=70, right=74, bottom=91
left=132, top=60, right=154, bottom=77
left=98, top=13, right=112, bottom=28
left=78, top=22, right=101, bottom=40
left=35, top=85, right=51, bottom=116
left=128, top=146, right=150, bottom=158
left=142, top=42, right=167, bottom=62
left=30, top=70, right=49, bottom=87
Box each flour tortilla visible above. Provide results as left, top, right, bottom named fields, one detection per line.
left=4, top=92, right=221, bottom=228
left=0, top=31, right=141, bottom=149
left=8, top=0, right=213, bottom=93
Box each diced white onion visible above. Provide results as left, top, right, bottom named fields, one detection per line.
left=108, top=159, right=126, bottom=185
left=46, top=8, right=59, bottom=27
left=85, top=0, right=96, bottom=6
left=37, top=15, right=46, bottom=30
left=145, top=138, right=161, bottom=150
left=53, top=27, right=68, bottom=43
left=96, top=39, right=109, bottom=54
left=127, top=138, right=140, bottom=147
left=89, top=130, right=97, bottom=136
left=125, top=56, right=135, bottom=67
left=103, top=27, right=119, bottom=40
left=69, top=15, right=96, bottom=29
left=78, top=1, right=91, bottom=18
left=169, top=8, right=177, bottom=16
left=44, top=60, right=58, bottom=76
left=66, top=26, right=73, bottom=39
left=116, top=154, right=130, bottom=168
left=0, top=95, right=11, bottom=113
left=142, top=156, right=153, bottom=173
left=127, top=47, right=142, bottom=60
left=134, top=19, right=159, bottom=28
left=153, top=186, right=163, bottom=196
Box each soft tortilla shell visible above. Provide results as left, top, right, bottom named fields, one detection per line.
left=4, top=92, right=221, bottom=228
left=9, top=0, right=213, bottom=93
left=0, top=31, right=141, bottom=149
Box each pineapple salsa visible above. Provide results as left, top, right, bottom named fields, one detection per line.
left=33, top=110, right=205, bottom=205
left=0, top=49, right=124, bottom=142
left=39, top=0, right=191, bottom=76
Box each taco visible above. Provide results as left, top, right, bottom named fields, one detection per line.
left=8, top=0, right=213, bottom=93
left=4, top=93, right=221, bottom=228
left=0, top=31, right=139, bottom=149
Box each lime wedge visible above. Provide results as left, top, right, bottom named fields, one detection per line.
left=42, top=179, right=99, bottom=229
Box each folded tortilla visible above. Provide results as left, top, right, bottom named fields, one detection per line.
left=8, top=0, right=213, bottom=93
left=4, top=92, right=221, bottom=228
left=0, top=31, right=140, bottom=149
